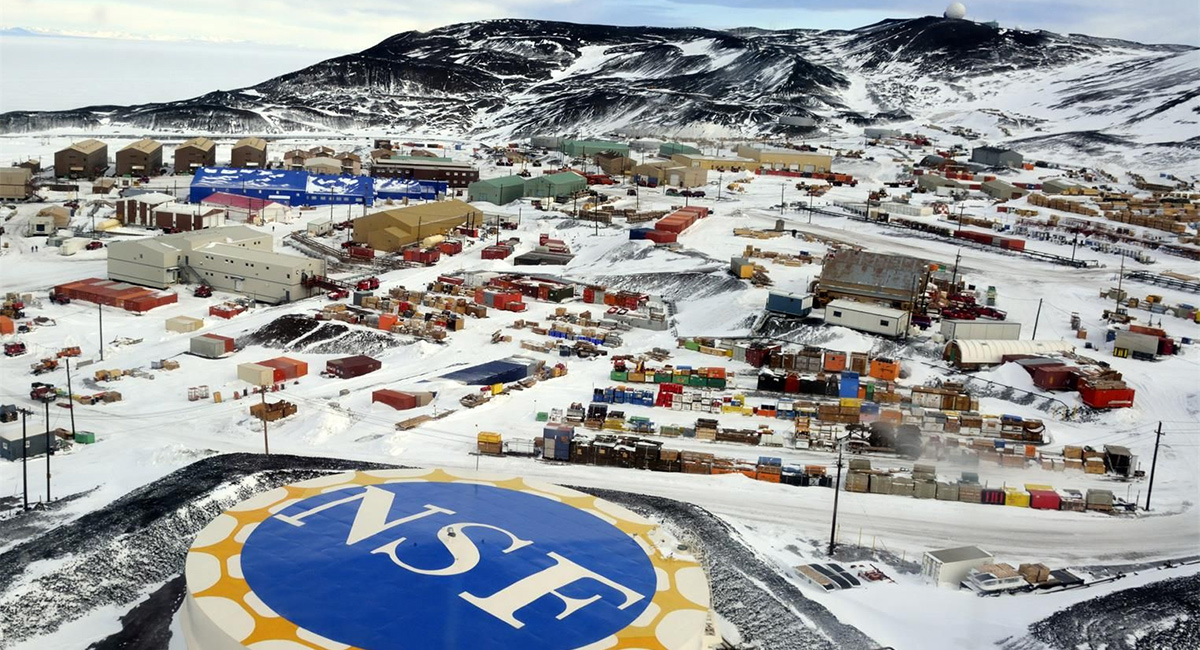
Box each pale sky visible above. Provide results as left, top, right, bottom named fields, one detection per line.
left=3, top=0, right=1198, bottom=52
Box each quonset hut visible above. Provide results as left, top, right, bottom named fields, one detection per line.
left=189, top=167, right=375, bottom=207
left=182, top=469, right=713, bottom=650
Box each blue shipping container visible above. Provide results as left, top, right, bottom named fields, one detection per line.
left=766, top=292, right=814, bottom=318
left=839, top=372, right=860, bottom=398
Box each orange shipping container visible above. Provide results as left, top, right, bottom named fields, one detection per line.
left=823, top=352, right=846, bottom=372
left=869, top=359, right=901, bottom=381
left=379, top=313, right=398, bottom=331
left=0, top=315, right=13, bottom=335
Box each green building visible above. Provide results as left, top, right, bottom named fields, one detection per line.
left=659, top=142, right=701, bottom=157
left=524, top=172, right=587, bottom=200
left=468, top=175, right=526, bottom=205
left=562, top=139, right=630, bottom=158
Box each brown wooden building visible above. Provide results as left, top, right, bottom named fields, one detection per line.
left=116, top=138, right=163, bottom=176
left=54, top=139, right=108, bottom=179
left=231, top=137, right=268, bottom=168
left=174, top=137, right=216, bottom=173
left=370, top=157, right=479, bottom=188
left=335, top=152, right=362, bottom=175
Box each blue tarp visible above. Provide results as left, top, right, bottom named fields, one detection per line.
left=375, top=178, right=447, bottom=201
left=189, top=167, right=374, bottom=207
left=442, top=360, right=529, bottom=385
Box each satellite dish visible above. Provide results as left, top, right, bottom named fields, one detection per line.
left=944, top=2, right=967, bottom=19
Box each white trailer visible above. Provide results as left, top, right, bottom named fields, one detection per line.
left=940, top=319, right=1021, bottom=341
left=824, top=299, right=910, bottom=337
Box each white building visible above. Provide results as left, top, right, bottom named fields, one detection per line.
left=922, top=546, right=994, bottom=588
left=824, top=299, right=911, bottom=337
left=963, top=564, right=1028, bottom=594
left=107, top=225, right=325, bottom=303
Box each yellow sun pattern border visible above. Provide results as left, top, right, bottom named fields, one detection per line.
left=183, top=468, right=711, bottom=650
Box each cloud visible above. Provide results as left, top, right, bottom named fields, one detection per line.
left=2, top=0, right=1196, bottom=51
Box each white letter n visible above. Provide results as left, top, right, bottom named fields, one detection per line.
left=274, top=485, right=454, bottom=545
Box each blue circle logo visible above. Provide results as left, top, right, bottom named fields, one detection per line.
left=241, top=482, right=657, bottom=650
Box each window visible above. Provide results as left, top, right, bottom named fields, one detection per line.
left=832, top=310, right=842, bottom=318
left=880, top=320, right=890, bottom=326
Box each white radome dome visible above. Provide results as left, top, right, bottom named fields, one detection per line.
left=944, top=2, right=967, bottom=19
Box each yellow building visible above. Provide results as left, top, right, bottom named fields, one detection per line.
left=632, top=161, right=708, bottom=188
left=670, top=153, right=760, bottom=172
left=352, top=200, right=481, bottom=252
left=735, top=144, right=832, bottom=173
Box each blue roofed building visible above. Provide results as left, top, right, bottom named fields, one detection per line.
left=374, top=177, right=447, bottom=202
left=189, top=167, right=375, bottom=207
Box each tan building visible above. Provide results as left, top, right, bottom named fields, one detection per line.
left=0, top=167, right=32, bottom=200
left=670, top=153, right=759, bottom=172
left=38, top=206, right=72, bottom=228
left=91, top=177, right=117, bottom=195
left=282, top=149, right=312, bottom=170
left=308, top=145, right=335, bottom=157
left=303, top=156, right=342, bottom=175
left=370, top=148, right=393, bottom=161
left=353, top=200, right=480, bottom=252
left=633, top=161, right=707, bottom=188
left=335, top=152, right=362, bottom=175
left=596, top=152, right=635, bottom=177
left=174, top=137, right=216, bottom=174
left=231, top=137, right=268, bottom=168
left=54, top=139, right=108, bottom=179
left=735, top=144, right=832, bottom=173
left=116, top=138, right=163, bottom=176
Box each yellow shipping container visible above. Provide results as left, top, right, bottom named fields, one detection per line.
left=477, top=432, right=502, bottom=444
left=490, top=383, right=504, bottom=395
left=1005, top=488, right=1031, bottom=507
left=839, top=397, right=862, bottom=408
left=1024, top=483, right=1054, bottom=493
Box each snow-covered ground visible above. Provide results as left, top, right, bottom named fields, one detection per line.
left=1, top=131, right=1198, bottom=650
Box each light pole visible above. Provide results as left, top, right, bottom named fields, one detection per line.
left=828, top=434, right=847, bottom=556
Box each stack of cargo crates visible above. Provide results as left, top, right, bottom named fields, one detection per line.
left=477, top=432, right=502, bottom=456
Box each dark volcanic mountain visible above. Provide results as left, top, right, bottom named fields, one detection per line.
left=1, top=16, right=1196, bottom=158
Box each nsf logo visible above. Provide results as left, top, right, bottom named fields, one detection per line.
left=240, top=482, right=658, bottom=650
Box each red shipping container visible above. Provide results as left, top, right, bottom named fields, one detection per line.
left=1029, top=490, right=1061, bottom=510
left=784, top=374, right=800, bottom=394
left=437, top=275, right=465, bottom=286
left=645, top=230, right=677, bottom=244
left=373, top=389, right=417, bottom=410
left=1079, top=384, right=1135, bottom=409
left=327, top=355, right=381, bottom=378
left=1032, top=366, right=1075, bottom=391
left=437, top=240, right=463, bottom=255
left=1130, top=324, right=1167, bottom=338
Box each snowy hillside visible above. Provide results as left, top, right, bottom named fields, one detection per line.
left=1, top=17, right=1196, bottom=168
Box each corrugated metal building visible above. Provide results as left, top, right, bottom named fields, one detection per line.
left=658, top=142, right=701, bottom=157
left=735, top=144, right=832, bottom=173
left=943, top=339, right=1075, bottom=369
left=633, top=161, right=707, bottom=188
left=116, top=138, right=163, bottom=176
left=54, top=139, right=108, bottom=179
left=818, top=249, right=928, bottom=310
left=524, top=171, right=586, bottom=200
left=174, top=137, right=216, bottom=174
left=670, top=153, right=759, bottom=172
left=981, top=179, right=1026, bottom=200
left=468, top=175, right=526, bottom=205
left=352, top=200, right=480, bottom=252
left=562, top=139, right=630, bottom=158
left=971, top=146, right=1023, bottom=169
left=596, top=152, right=635, bottom=177
left=231, top=137, right=268, bottom=168
left=1042, top=178, right=1079, bottom=195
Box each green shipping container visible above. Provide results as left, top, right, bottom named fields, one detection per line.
left=707, top=378, right=727, bottom=389
left=673, top=374, right=688, bottom=384
left=74, top=431, right=96, bottom=444
left=685, top=341, right=700, bottom=351
left=690, top=375, right=706, bottom=387
left=866, top=384, right=875, bottom=400
left=611, top=371, right=629, bottom=382
left=536, top=412, right=549, bottom=422
left=654, top=372, right=672, bottom=383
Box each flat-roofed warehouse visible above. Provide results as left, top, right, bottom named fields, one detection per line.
left=818, top=249, right=928, bottom=310
left=370, top=157, right=479, bottom=188
left=116, top=138, right=163, bottom=176
left=562, top=139, right=630, bottom=158
left=468, top=175, right=526, bottom=205
left=736, top=144, right=832, bottom=173
left=633, top=161, right=707, bottom=188
left=0, top=167, right=33, bottom=199
left=107, top=225, right=325, bottom=303
left=670, top=153, right=759, bottom=172
left=353, top=200, right=481, bottom=252
left=231, top=137, right=268, bottom=168
left=174, top=137, right=217, bottom=174
left=54, top=139, right=108, bottom=179
left=524, top=171, right=586, bottom=200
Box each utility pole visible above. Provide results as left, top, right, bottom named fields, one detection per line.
left=717, top=171, right=723, bottom=202
left=949, top=249, right=962, bottom=291
left=1145, top=422, right=1163, bottom=511
left=780, top=181, right=785, bottom=215
left=1114, top=255, right=1125, bottom=315
left=44, top=400, right=51, bottom=503
left=97, top=302, right=104, bottom=362
left=1031, top=298, right=1044, bottom=339
left=20, top=408, right=30, bottom=510
left=260, top=389, right=270, bottom=455
left=828, top=437, right=845, bottom=556
left=65, top=358, right=76, bottom=437
left=1070, top=234, right=1078, bottom=263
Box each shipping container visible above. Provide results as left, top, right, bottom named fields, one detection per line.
left=237, top=362, right=277, bottom=386
left=190, top=334, right=233, bottom=358
left=165, top=316, right=205, bottom=333
left=766, top=291, right=814, bottom=318
left=940, top=319, right=1021, bottom=341
left=824, top=300, right=910, bottom=337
